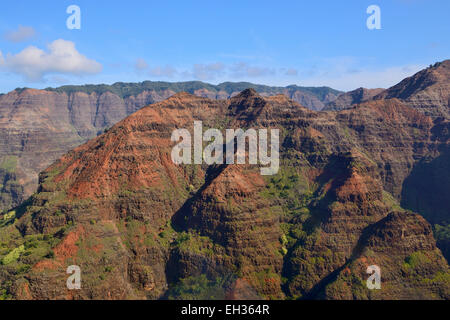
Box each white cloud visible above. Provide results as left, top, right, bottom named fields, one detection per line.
left=132, top=58, right=305, bottom=82
left=283, top=68, right=298, bottom=76
left=134, top=58, right=149, bottom=72
left=0, top=39, right=102, bottom=82
left=48, top=75, right=71, bottom=84
left=149, top=65, right=177, bottom=78
left=230, top=62, right=275, bottom=78
left=190, top=62, right=225, bottom=80
left=4, top=25, right=36, bottom=43
left=136, top=55, right=424, bottom=91
left=134, top=58, right=177, bottom=78
left=299, top=64, right=425, bottom=91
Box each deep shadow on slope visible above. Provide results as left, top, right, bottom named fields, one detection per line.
left=401, top=146, right=450, bottom=261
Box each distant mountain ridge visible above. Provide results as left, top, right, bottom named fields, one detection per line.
left=15, top=81, right=342, bottom=110
left=374, top=60, right=450, bottom=118
left=323, top=60, right=450, bottom=117
left=0, top=81, right=341, bottom=213
left=0, top=89, right=448, bottom=300
left=323, top=87, right=385, bottom=111
left=1, top=59, right=449, bottom=214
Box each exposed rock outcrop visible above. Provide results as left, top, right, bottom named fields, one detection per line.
left=0, top=83, right=340, bottom=213
left=322, top=212, right=449, bottom=300
left=323, top=88, right=385, bottom=111
left=374, top=60, right=450, bottom=119
left=0, top=87, right=448, bottom=300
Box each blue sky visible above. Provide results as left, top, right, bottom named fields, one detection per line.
left=0, top=0, right=448, bottom=93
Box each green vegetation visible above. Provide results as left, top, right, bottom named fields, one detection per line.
left=325, top=272, right=368, bottom=300
left=0, top=218, right=67, bottom=299
left=1, top=245, right=25, bottom=265
left=0, top=156, right=18, bottom=173
left=0, top=211, right=16, bottom=228
left=45, top=81, right=218, bottom=98
left=175, top=232, right=221, bottom=257
left=33, top=81, right=342, bottom=101
left=166, top=274, right=234, bottom=300
left=382, top=191, right=403, bottom=211
left=261, top=164, right=316, bottom=250
left=2, top=211, right=15, bottom=221
left=261, top=167, right=311, bottom=212
left=402, top=251, right=432, bottom=272
left=248, top=269, right=281, bottom=297
left=434, top=224, right=450, bottom=246
left=158, top=221, right=177, bottom=248
left=422, top=271, right=450, bottom=286
left=433, top=224, right=450, bottom=262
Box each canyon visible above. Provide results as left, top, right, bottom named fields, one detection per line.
left=0, top=61, right=448, bottom=300
left=0, top=82, right=340, bottom=213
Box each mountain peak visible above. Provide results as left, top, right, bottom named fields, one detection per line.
left=430, top=59, right=450, bottom=71
left=323, top=87, right=385, bottom=111
left=374, top=59, right=450, bottom=118
left=235, top=88, right=259, bottom=98
left=171, top=91, right=194, bottom=98
left=2, top=75, right=449, bottom=299
left=166, top=91, right=197, bottom=101
left=227, top=89, right=268, bottom=120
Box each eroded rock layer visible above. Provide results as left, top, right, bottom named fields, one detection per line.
left=0, top=83, right=340, bottom=212
left=0, top=87, right=448, bottom=300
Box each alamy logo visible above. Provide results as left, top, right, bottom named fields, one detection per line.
left=366, top=5, right=381, bottom=30
left=171, top=121, right=279, bottom=175
left=66, top=5, right=81, bottom=30
left=66, top=265, right=81, bottom=290
left=366, top=265, right=381, bottom=290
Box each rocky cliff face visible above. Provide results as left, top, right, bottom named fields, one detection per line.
left=322, top=212, right=449, bottom=300
left=0, top=83, right=340, bottom=213
left=0, top=89, right=448, bottom=300
left=324, top=60, right=450, bottom=118
left=374, top=60, right=450, bottom=119
left=323, top=88, right=385, bottom=111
